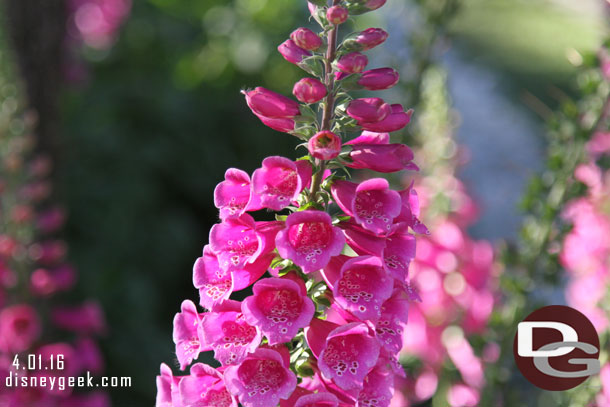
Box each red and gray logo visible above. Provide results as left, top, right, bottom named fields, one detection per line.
left=513, top=305, right=600, bottom=391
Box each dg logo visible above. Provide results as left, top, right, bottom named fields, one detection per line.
left=513, top=305, right=601, bottom=391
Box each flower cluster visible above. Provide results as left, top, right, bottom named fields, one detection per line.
left=0, top=44, right=108, bottom=406
left=392, top=181, right=498, bottom=407
left=156, top=1, right=424, bottom=406
left=560, top=131, right=610, bottom=406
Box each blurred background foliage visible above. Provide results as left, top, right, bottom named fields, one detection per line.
left=0, top=0, right=605, bottom=405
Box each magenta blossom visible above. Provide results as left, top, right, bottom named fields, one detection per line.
left=307, top=320, right=380, bottom=390
left=224, top=348, right=297, bottom=407
left=256, top=114, right=296, bottom=133
left=193, top=245, right=234, bottom=309
left=244, top=87, right=301, bottom=119
left=200, top=300, right=262, bottom=366
left=250, top=156, right=312, bottom=211
left=336, top=52, right=368, bottom=74
left=358, top=68, right=399, bottom=91
left=178, top=363, right=237, bottom=407
left=322, top=255, right=393, bottom=321
left=209, top=214, right=280, bottom=273
left=293, top=77, right=327, bottom=104
left=375, top=291, right=409, bottom=353
left=214, top=168, right=254, bottom=220
left=278, top=39, right=312, bottom=65
left=358, top=365, right=394, bottom=407
left=308, top=131, right=342, bottom=160
left=276, top=210, right=345, bottom=273
left=0, top=304, right=41, bottom=353
left=242, top=277, right=315, bottom=344
left=345, top=130, right=418, bottom=173
left=354, top=28, right=388, bottom=50
left=172, top=300, right=204, bottom=370
left=156, top=363, right=184, bottom=407
left=293, top=392, right=340, bottom=407
left=327, top=6, right=348, bottom=25
left=346, top=98, right=392, bottom=123
left=359, top=104, right=412, bottom=133
left=290, top=27, right=322, bottom=51
left=331, top=179, right=402, bottom=235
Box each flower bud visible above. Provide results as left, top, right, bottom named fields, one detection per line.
left=255, top=114, right=296, bottom=133
left=345, top=0, right=387, bottom=14
left=358, top=68, right=399, bottom=90
left=308, top=131, right=342, bottom=160
left=355, top=28, right=388, bottom=50
left=290, top=27, right=322, bottom=51
left=359, top=104, right=412, bottom=133
left=327, top=6, right=348, bottom=25
left=346, top=98, right=392, bottom=123
left=278, top=39, right=312, bottom=65
left=293, top=78, right=327, bottom=104
left=244, top=87, right=301, bottom=118
left=336, top=52, right=368, bottom=74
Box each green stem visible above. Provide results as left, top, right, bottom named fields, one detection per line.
left=309, top=1, right=340, bottom=203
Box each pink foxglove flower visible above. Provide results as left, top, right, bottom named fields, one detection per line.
left=346, top=97, right=391, bottom=123
left=200, top=300, right=261, bottom=366
left=322, top=255, right=393, bottom=322
left=244, top=87, right=301, bottom=119
left=353, top=28, right=388, bottom=50
left=157, top=1, right=422, bottom=404
left=359, top=104, right=412, bottom=133
left=275, top=210, right=345, bottom=273
left=242, top=277, right=315, bottom=345
left=250, top=156, right=312, bottom=211
left=214, top=168, right=253, bottom=220
left=357, top=365, right=394, bottom=407
left=290, top=28, right=322, bottom=51
left=172, top=300, right=204, bottom=370
left=326, top=6, right=349, bottom=25
left=178, top=363, right=237, bottom=407
left=345, top=131, right=417, bottom=173
left=293, top=77, right=327, bottom=104
left=331, top=178, right=402, bottom=235
left=336, top=52, right=368, bottom=74
left=308, top=131, right=342, bottom=160
left=278, top=39, right=312, bottom=65
left=209, top=214, right=279, bottom=273
left=292, top=392, right=340, bottom=407
left=193, top=245, right=234, bottom=309
left=307, top=320, right=380, bottom=390
left=224, top=348, right=297, bottom=407
left=156, top=363, right=184, bottom=407
left=358, top=68, right=400, bottom=91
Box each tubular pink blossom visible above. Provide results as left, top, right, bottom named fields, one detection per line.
left=326, top=6, right=348, bottom=25
left=224, top=348, right=297, bottom=407
left=241, top=277, right=315, bottom=344
left=308, top=131, right=342, bottom=160
left=290, top=27, right=322, bottom=51
left=250, top=156, right=311, bottom=211
left=358, top=68, right=399, bottom=91
left=346, top=98, right=392, bottom=123
left=0, top=304, right=41, bottom=353
left=278, top=39, right=312, bottom=65
left=275, top=210, right=345, bottom=273
left=359, top=104, right=413, bottom=133
left=244, top=87, right=301, bottom=119
left=336, top=52, right=368, bottom=74
left=293, top=77, right=327, bottom=104
left=355, top=28, right=388, bottom=50
left=347, top=143, right=418, bottom=173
